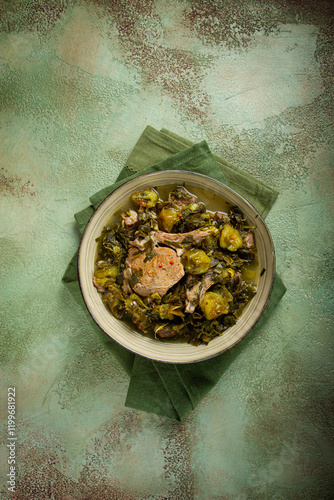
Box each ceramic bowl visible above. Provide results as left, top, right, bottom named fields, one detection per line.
left=78, top=170, right=275, bottom=363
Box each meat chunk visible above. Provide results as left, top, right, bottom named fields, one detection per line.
left=121, top=210, right=138, bottom=226
left=185, top=280, right=201, bottom=313
left=185, top=271, right=215, bottom=313
left=123, top=247, right=138, bottom=279
left=169, top=186, right=197, bottom=207
left=199, top=272, right=215, bottom=303
left=154, top=228, right=212, bottom=247
left=242, top=231, right=255, bottom=248
left=127, top=247, right=185, bottom=297
left=211, top=211, right=230, bottom=227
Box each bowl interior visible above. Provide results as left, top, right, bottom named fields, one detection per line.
left=78, top=170, right=275, bottom=363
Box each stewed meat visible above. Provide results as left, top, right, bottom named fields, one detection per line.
left=126, top=246, right=184, bottom=297
left=154, top=228, right=212, bottom=247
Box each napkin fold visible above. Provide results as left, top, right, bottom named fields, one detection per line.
left=62, top=126, right=286, bottom=421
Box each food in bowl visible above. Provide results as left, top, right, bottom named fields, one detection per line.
left=93, top=185, right=258, bottom=345
left=78, top=171, right=275, bottom=363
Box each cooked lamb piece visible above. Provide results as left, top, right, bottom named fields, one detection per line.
left=185, top=271, right=215, bottom=313
left=123, top=247, right=139, bottom=279
left=198, top=272, right=215, bottom=303
left=126, top=246, right=185, bottom=297
left=154, top=228, right=212, bottom=247
left=168, top=186, right=197, bottom=207
left=121, top=210, right=138, bottom=226
left=185, top=280, right=201, bottom=313
left=212, top=212, right=230, bottom=225
left=243, top=231, right=254, bottom=248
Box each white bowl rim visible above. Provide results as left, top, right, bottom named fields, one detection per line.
left=77, top=169, right=276, bottom=363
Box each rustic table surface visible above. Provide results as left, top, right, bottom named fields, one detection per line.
left=1, top=1, right=333, bottom=499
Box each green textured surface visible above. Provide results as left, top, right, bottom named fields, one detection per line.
left=0, top=1, right=333, bottom=498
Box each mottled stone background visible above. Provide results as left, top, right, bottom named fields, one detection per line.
left=0, top=1, right=333, bottom=498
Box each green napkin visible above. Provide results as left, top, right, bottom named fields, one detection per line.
left=62, top=126, right=286, bottom=421
left=126, top=126, right=278, bottom=218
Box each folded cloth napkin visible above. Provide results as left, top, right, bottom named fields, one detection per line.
left=62, top=126, right=286, bottom=421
